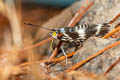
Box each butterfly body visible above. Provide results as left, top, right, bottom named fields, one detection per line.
left=51, top=23, right=110, bottom=47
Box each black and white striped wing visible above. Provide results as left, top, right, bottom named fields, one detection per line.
left=57, top=27, right=80, bottom=43
left=57, top=23, right=110, bottom=45
left=85, top=23, right=110, bottom=38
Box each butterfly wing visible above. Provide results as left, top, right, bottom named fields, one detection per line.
left=57, top=23, right=110, bottom=45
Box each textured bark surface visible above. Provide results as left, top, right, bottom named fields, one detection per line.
left=73, top=37, right=120, bottom=80
left=71, top=0, right=120, bottom=25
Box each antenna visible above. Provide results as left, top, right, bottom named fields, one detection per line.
left=24, top=22, right=52, bottom=31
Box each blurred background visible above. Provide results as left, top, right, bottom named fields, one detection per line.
left=0, top=0, right=76, bottom=57
left=23, top=0, right=76, bottom=8
left=0, top=1, right=75, bottom=79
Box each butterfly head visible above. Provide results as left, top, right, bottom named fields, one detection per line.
left=50, top=28, right=59, bottom=39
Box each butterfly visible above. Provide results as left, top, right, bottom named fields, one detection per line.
left=24, top=23, right=110, bottom=62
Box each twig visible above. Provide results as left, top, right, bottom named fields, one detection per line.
left=49, top=51, right=76, bottom=63
left=103, top=13, right=120, bottom=39
left=0, top=55, right=8, bottom=60
left=18, top=33, right=63, bottom=53
left=68, top=0, right=89, bottom=27
left=103, top=13, right=120, bottom=38
left=18, top=51, right=76, bottom=69
left=103, top=26, right=120, bottom=39
left=109, top=13, right=120, bottom=24
left=69, top=0, right=94, bottom=27
left=40, top=51, right=76, bottom=63
left=49, top=41, right=62, bottom=61
left=55, top=41, right=120, bottom=79
left=104, top=57, right=120, bottom=75
left=19, top=37, right=53, bottom=52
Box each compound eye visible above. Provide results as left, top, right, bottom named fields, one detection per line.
left=52, top=32, right=57, bottom=38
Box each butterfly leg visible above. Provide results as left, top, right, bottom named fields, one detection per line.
left=61, top=45, right=68, bottom=64
left=75, top=45, right=79, bottom=51
left=75, top=43, right=83, bottom=51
